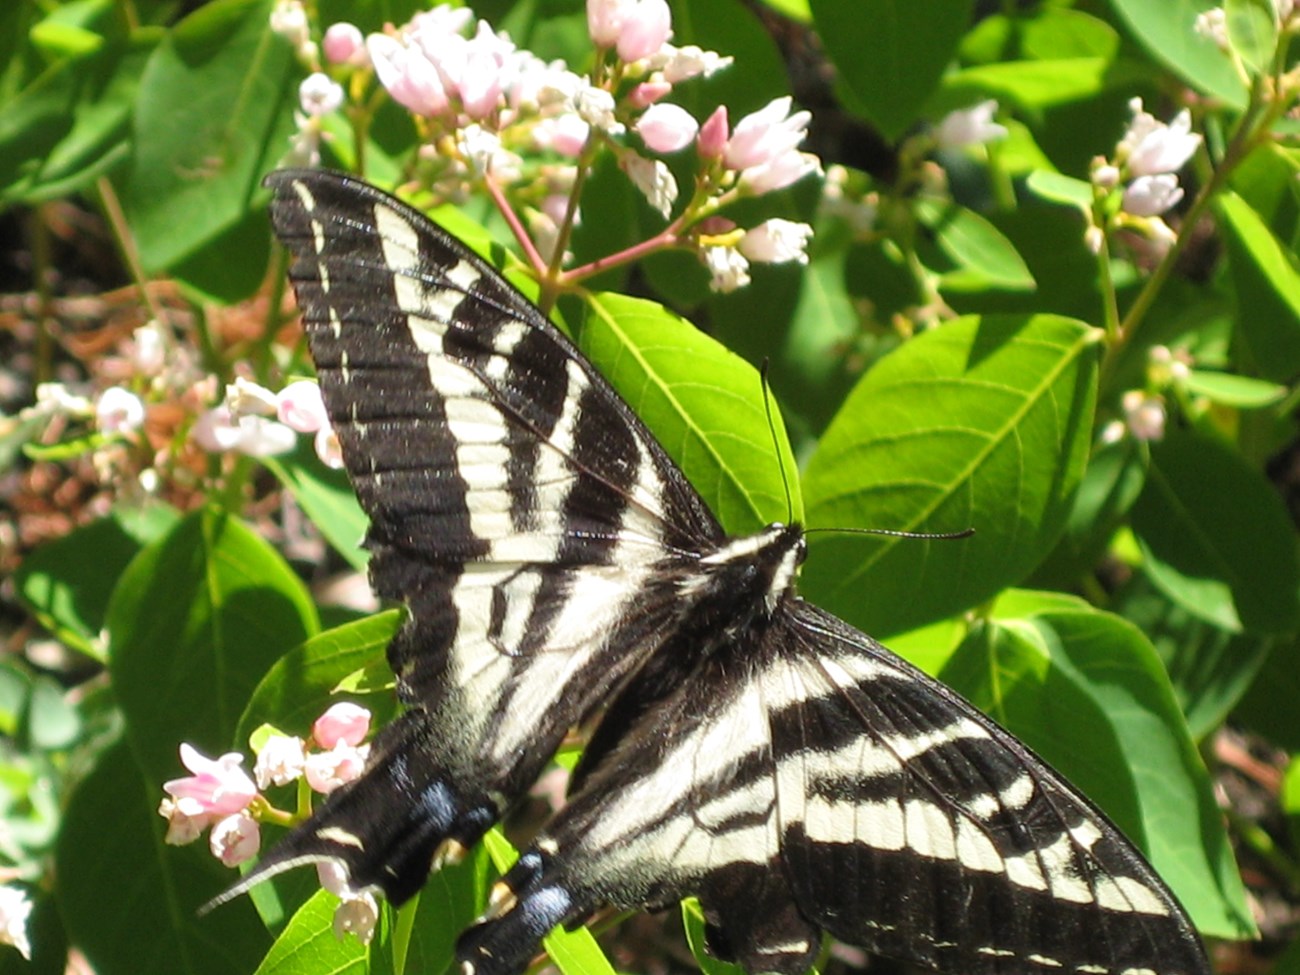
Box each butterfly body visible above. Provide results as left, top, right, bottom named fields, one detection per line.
left=233, top=169, right=1210, bottom=975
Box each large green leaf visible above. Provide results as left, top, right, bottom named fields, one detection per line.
left=1130, top=427, right=1300, bottom=635
left=1109, top=0, right=1247, bottom=108
left=801, top=314, right=1099, bottom=638
left=807, top=0, right=972, bottom=138
left=1216, top=190, right=1300, bottom=381
left=579, top=292, right=802, bottom=535
left=120, top=0, right=295, bottom=288
left=15, top=504, right=178, bottom=661
left=941, top=590, right=1254, bottom=939
left=108, top=508, right=319, bottom=785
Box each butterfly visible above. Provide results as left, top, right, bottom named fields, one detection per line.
left=224, top=167, right=1209, bottom=975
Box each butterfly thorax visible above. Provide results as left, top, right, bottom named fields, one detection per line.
left=681, top=522, right=806, bottom=643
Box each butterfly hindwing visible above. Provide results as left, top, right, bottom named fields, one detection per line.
left=459, top=596, right=1207, bottom=975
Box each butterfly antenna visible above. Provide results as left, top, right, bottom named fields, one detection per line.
left=804, top=525, right=976, bottom=541
left=759, top=359, right=795, bottom=526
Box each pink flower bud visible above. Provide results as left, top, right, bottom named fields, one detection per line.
left=587, top=0, right=626, bottom=47
left=323, top=22, right=365, bottom=65
left=313, top=702, right=372, bottom=748
left=277, top=380, right=328, bottom=433
left=616, top=0, right=672, bottom=62
left=697, top=105, right=728, bottom=159
left=635, top=103, right=698, bottom=153
left=628, top=81, right=672, bottom=109
left=209, top=813, right=261, bottom=867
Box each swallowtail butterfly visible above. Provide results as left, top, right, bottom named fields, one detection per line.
left=235, top=168, right=1209, bottom=975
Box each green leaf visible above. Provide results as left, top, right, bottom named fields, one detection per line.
left=267, top=439, right=370, bottom=571
left=236, top=611, right=402, bottom=748
left=1109, top=0, right=1247, bottom=108
left=1130, top=427, right=1300, bottom=634
left=1114, top=573, right=1274, bottom=740
left=941, top=58, right=1118, bottom=112
left=801, top=314, right=1100, bottom=638
left=942, top=590, right=1254, bottom=938
left=251, top=890, right=367, bottom=975
left=1215, top=191, right=1300, bottom=381
left=57, top=741, right=271, bottom=975
left=916, top=199, right=1036, bottom=291
left=108, top=508, right=319, bottom=785
left=120, top=0, right=295, bottom=278
left=1224, top=0, right=1278, bottom=76
left=14, top=504, right=179, bottom=660
left=1032, top=437, right=1147, bottom=588
left=1025, top=170, right=1094, bottom=210
left=1181, top=370, right=1285, bottom=407
left=579, top=292, right=802, bottom=535
left=807, top=0, right=972, bottom=138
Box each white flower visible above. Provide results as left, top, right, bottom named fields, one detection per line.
left=1122, top=390, right=1166, bottom=441
left=1194, top=8, right=1229, bottom=49
left=533, top=113, right=590, bottom=156
left=1119, top=99, right=1201, bottom=177
left=457, top=124, right=520, bottom=180
left=225, top=377, right=279, bottom=417
left=333, top=890, right=379, bottom=945
left=1122, top=173, right=1184, bottom=216
left=305, top=743, right=370, bottom=794
left=739, top=219, right=813, bottom=265
left=621, top=155, right=677, bottom=218
left=209, top=813, right=261, bottom=867
left=573, top=84, right=624, bottom=136
left=652, top=43, right=733, bottom=83
left=317, top=860, right=352, bottom=896
left=253, top=734, right=307, bottom=789
left=233, top=415, right=297, bottom=458
left=701, top=245, right=751, bottom=293
left=158, top=796, right=211, bottom=845
left=934, top=100, right=1007, bottom=148
left=299, top=72, right=345, bottom=117
left=131, top=321, right=167, bottom=373
left=35, top=382, right=91, bottom=416
left=739, top=151, right=821, bottom=195
left=724, top=96, right=810, bottom=171
left=0, top=886, right=32, bottom=961
left=314, top=425, right=344, bottom=469
left=95, top=387, right=145, bottom=435
left=269, top=0, right=309, bottom=48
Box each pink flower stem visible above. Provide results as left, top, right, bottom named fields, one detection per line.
left=483, top=171, right=547, bottom=275
left=560, top=224, right=686, bottom=286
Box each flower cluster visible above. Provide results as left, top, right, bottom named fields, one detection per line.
left=1195, top=0, right=1297, bottom=51
left=1088, top=98, right=1202, bottom=257
left=159, top=703, right=375, bottom=939
left=267, top=0, right=821, bottom=292
left=193, top=377, right=342, bottom=469
left=1100, top=345, right=1193, bottom=444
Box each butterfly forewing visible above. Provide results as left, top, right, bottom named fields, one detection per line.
left=236, top=170, right=1209, bottom=975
